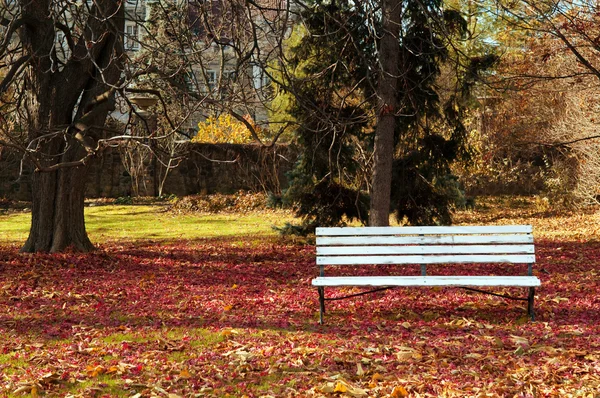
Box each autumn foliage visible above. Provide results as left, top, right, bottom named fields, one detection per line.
left=1, top=200, right=600, bottom=396
left=193, top=114, right=262, bottom=144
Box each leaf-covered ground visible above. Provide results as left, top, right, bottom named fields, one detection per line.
left=1, top=201, right=600, bottom=397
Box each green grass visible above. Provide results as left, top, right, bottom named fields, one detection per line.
left=64, top=375, right=130, bottom=397
left=0, top=205, right=295, bottom=245
left=0, top=353, right=29, bottom=375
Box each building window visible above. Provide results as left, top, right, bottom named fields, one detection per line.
left=184, top=71, right=199, bottom=94
left=206, top=70, right=216, bottom=93
left=225, top=71, right=236, bottom=81
left=219, top=71, right=237, bottom=99
left=252, top=64, right=270, bottom=89
left=125, top=23, right=139, bottom=50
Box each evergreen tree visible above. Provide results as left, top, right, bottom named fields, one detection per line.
left=280, top=0, right=496, bottom=233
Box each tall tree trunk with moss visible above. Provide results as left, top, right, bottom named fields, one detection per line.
left=369, top=0, right=402, bottom=226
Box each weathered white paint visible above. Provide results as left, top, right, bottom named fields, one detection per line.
left=316, top=235, right=534, bottom=246
left=312, top=275, right=541, bottom=287
left=316, top=225, right=533, bottom=236
left=317, top=254, right=536, bottom=265
left=317, top=244, right=535, bottom=255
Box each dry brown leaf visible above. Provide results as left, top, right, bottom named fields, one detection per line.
left=356, top=362, right=365, bottom=377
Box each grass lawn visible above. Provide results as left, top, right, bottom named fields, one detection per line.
left=0, top=205, right=295, bottom=245
left=0, top=198, right=599, bottom=397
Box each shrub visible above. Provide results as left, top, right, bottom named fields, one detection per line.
left=169, top=191, right=275, bottom=214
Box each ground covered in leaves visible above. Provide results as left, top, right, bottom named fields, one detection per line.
left=1, top=200, right=600, bottom=397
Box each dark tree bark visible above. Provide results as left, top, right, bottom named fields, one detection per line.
left=369, top=0, right=401, bottom=226
left=15, top=0, right=125, bottom=252
left=23, top=164, right=94, bottom=253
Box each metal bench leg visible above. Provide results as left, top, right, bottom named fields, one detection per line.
left=318, top=287, right=325, bottom=325
left=527, top=287, right=535, bottom=321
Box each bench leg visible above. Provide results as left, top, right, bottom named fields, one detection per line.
left=527, top=287, right=535, bottom=321
left=318, top=287, right=325, bottom=325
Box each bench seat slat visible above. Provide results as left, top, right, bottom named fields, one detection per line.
left=313, top=225, right=539, bottom=323
left=317, top=244, right=535, bottom=256
left=317, top=235, right=533, bottom=246
left=317, top=254, right=536, bottom=265
left=316, top=225, right=532, bottom=236
left=312, top=275, right=541, bottom=287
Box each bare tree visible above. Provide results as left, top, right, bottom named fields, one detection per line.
left=0, top=0, right=297, bottom=252
left=0, top=0, right=130, bottom=252
left=495, top=0, right=600, bottom=84
left=467, top=0, right=600, bottom=203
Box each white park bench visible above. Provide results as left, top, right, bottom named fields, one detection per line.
left=312, top=225, right=541, bottom=324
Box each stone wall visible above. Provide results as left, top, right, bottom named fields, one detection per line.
left=0, top=143, right=296, bottom=200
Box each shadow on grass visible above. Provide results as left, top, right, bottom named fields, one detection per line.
left=0, top=239, right=599, bottom=340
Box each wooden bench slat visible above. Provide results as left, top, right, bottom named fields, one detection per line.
left=317, top=235, right=533, bottom=246
left=317, top=254, right=536, bottom=265
left=317, top=244, right=535, bottom=256
left=312, top=275, right=541, bottom=287
left=313, top=225, right=540, bottom=324
left=316, top=225, right=533, bottom=236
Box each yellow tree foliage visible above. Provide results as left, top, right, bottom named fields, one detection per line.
left=193, top=113, right=261, bottom=144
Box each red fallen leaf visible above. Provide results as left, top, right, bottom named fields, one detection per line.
left=1, top=224, right=600, bottom=397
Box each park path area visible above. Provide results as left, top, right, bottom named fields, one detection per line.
left=1, top=200, right=599, bottom=397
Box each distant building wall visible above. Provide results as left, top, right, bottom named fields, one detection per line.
left=0, top=143, right=296, bottom=200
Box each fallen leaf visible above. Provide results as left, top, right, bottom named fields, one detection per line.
left=319, top=382, right=335, bottom=393
left=179, top=369, right=191, bottom=379
left=334, top=381, right=348, bottom=393
left=356, top=362, right=365, bottom=377
left=391, top=385, right=409, bottom=397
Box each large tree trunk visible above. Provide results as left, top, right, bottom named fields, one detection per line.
left=369, top=0, right=402, bottom=226
left=17, top=0, right=124, bottom=252
left=22, top=165, right=94, bottom=253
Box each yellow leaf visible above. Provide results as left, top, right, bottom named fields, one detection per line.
left=369, top=373, right=384, bottom=388
left=223, top=305, right=233, bottom=311
left=179, top=369, right=191, bottom=379
left=86, top=365, right=106, bottom=377
left=232, top=284, right=238, bottom=289
left=390, top=385, right=409, bottom=398
left=334, top=381, right=348, bottom=393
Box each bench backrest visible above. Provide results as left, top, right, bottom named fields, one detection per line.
left=316, top=226, right=535, bottom=273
